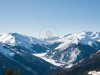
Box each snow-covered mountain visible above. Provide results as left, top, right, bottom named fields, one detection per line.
left=58, top=50, right=100, bottom=75
left=0, top=33, right=48, bottom=53
left=0, top=33, right=44, bottom=45
left=0, top=31, right=100, bottom=75
left=0, top=33, right=59, bottom=75
left=45, top=31, right=100, bottom=68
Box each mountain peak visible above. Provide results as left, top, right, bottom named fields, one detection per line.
left=75, top=31, right=100, bottom=37
left=0, top=33, right=16, bottom=45
left=55, top=31, right=100, bottom=50
left=0, top=33, right=43, bottom=47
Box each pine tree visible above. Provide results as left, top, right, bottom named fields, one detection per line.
left=5, top=68, right=12, bottom=75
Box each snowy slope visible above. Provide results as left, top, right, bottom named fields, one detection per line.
left=56, top=31, right=100, bottom=50
left=0, top=33, right=48, bottom=53
left=0, top=43, right=58, bottom=75
left=0, top=33, right=43, bottom=46
left=43, top=31, right=100, bottom=49
left=45, top=31, right=100, bottom=68
left=0, top=32, right=100, bottom=69
left=0, top=43, right=15, bottom=57
left=88, top=71, right=100, bottom=75
left=34, top=53, right=65, bottom=66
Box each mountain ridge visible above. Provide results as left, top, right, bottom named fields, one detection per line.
left=0, top=31, right=100, bottom=75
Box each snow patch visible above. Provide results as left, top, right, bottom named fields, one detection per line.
left=9, top=52, right=15, bottom=57
left=88, top=71, right=100, bottom=75
left=33, top=53, right=65, bottom=66
left=65, top=64, right=73, bottom=68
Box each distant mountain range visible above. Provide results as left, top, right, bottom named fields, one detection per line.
left=0, top=31, right=100, bottom=75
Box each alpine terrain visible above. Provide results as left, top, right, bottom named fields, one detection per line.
left=0, top=31, right=100, bottom=75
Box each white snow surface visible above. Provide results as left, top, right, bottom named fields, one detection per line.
left=65, top=64, right=73, bottom=68
left=33, top=53, right=65, bottom=66
left=67, top=48, right=80, bottom=64
left=0, top=33, right=45, bottom=52
left=0, top=33, right=43, bottom=45
left=55, top=31, right=100, bottom=50
left=0, top=33, right=16, bottom=46
left=88, top=71, right=100, bottom=75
